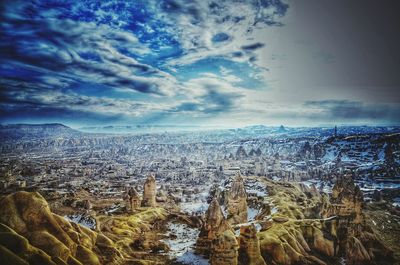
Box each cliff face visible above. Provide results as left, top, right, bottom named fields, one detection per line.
left=226, top=173, right=248, bottom=224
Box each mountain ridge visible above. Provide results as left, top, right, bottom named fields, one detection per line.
left=0, top=123, right=82, bottom=140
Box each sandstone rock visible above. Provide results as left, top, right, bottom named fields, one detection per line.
left=127, top=187, right=141, bottom=211
left=323, top=175, right=364, bottom=223
left=99, top=207, right=167, bottom=262
left=141, top=175, right=156, bottom=207
left=320, top=175, right=394, bottom=264
left=226, top=172, right=248, bottom=224
left=156, top=189, right=168, bottom=203
left=255, top=203, right=271, bottom=220
left=238, top=224, right=266, bottom=265
left=250, top=177, right=395, bottom=265
left=272, top=216, right=289, bottom=223
left=196, top=198, right=232, bottom=256
left=236, top=146, right=248, bottom=159
left=259, top=220, right=273, bottom=231
left=0, top=222, right=57, bottom=265
left=346, top=236, right=371, bottom=264
left=210, top=229, right=239, bottom=265
left=258, top=220, right=331, bottom=265
left=0, top=191, right=122, bottom=265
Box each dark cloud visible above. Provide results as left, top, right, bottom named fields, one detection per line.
left=304, top=100, right=400, bottom=123
left=201, top=90, right=240, bottom=113
left=169, top=76, right=244, bottom=115
left=172, top=103, right=201, bottom=112
left=231, top=51, right=244, bottom=58
left=159, top=0, right=288, bottom=68
left=0, top=103, right=123, bottom=125
left=0, top=82, right=153, bottom=126
left=160, top=0, right=201, bottom=22
left=158, top=0, right=288, bottom=27
left=0, top=2, right=175, bottom=96
left=170, top=90, right=242, bottom=115
left=241, top=43, right=266, bottom=51
left=212, top=33, right=230, bottom=43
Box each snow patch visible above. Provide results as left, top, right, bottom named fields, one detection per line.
left=163, top=223, right=208, bottom=265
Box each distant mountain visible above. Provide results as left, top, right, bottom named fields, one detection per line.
left=276, top=125, right=287, bottom=133
left=0, top=123, right=82, bottom=140
left=79, top=124, right=218, bottom=134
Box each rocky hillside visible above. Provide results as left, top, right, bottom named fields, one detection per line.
left=0, top=124, right=82, bottom=141
left=0, top=176, right=398, bottom=265
left=0, top=191, right=168, bottom=265
left=195, top=176, right=397, bottom=265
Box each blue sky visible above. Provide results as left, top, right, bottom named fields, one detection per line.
left=1, top=0, right=399, bottom=128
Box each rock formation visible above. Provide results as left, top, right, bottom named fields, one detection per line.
left=0, top=191, right=169, bottom=265
left=127, top=187, right=141, bottom=211
left=156, top=189, right=168, bottom=203
left=322, top=174, right=364, bottom=223
left=210, top=229, right=239, bottom=265
left=99, top=207, right=168, bottom=258
left=0, top=191, right=122, bottom=265
left=320, top=175, right=393, bottom=264
left=236, top=146, right=248, bottom=159
left=238, top=224, right=266, bottom=265
left=258, top=219, right=334, bottom=265
left=255, top=178, right=394, bottom=265
left=196, top=197, right=233, bottom=256
left=141, top=174, right=156, bottom=207
left=226, top=172, right=248, bottom=224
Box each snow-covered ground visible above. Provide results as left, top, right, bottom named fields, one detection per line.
left=300, top=177, right=400, bottom=204
left=392, top=197, right=400, bottom=207
left=356, top=177, right=400, bottom=191
left=180, top=201, right=208, bottom=215
left=64, top=214, right=96, bottom=230
left=248, top=207, right=259, bottom=221
left=163, top=222, right=208, bottom=265
left=245, top=179, right=268, bottom=197
left=300, top=179, right=333, bottom=193
left=179, top=190, right=209, bottom=214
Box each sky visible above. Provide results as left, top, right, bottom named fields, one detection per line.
left=1, top=0, right=400, bottom=128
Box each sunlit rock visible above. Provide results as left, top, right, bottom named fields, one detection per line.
left=226, top=172, right=248, bottom=224
left=141, top=175, right=156, bottom=207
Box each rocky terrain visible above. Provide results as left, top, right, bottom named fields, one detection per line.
left=1, top=173, right=398, bottom=265
left=0, top=124, right=399, bottom=264
left=0, top=191, right=170, bottom=265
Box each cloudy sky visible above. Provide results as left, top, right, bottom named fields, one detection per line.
left=1, top=0, right=399, bottom=128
